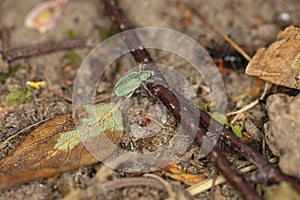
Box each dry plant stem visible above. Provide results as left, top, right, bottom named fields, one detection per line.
left=0, top=38, right=92, bottom=62
left=102, top=1, right=258, bottom=199
left=144, top=174, right=176, bottom=200
left=177, top=1, right=251, bottom=62
left=103, top=177, right=164, bottom=191
left=65, top=176, right=192, bottom=200
left=227, top=82, right=270, bottom=119
left=103, top=177, right=192, bottom=199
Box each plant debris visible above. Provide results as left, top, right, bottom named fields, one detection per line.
left=246, top=25, right=300, bottom=89
left=163, top=164, right=205, bottom=186
left=24, top=0, right=69, bottom=33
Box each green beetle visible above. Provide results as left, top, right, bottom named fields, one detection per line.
left=114, top=70, right=155, bottom=97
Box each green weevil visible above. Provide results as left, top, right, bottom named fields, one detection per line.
left=114, top=70, right=155, bottom=97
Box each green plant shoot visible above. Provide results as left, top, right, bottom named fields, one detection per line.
left=200, top=102, right=243, bottom=138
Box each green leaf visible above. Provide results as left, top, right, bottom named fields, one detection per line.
left=200, top=102, right=243, bottom=139
left=209, top=112, right=228, bottom=125
left=199, top=101, right=216, bottom=112
left=5, top=88, right=32, bottom=106
left=229, top=124, right=243, bottom=138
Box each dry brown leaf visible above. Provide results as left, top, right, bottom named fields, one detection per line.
left=246, top=25, right=300, bottom=89
left=0, top=103, right=124, bottom=189
left=164, top=164, right=205, bottom=186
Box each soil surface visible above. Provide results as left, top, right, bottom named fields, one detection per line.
left=0, top=0, right=300, bottom=199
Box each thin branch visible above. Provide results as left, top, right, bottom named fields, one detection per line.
left=103, top=177, right=164, bottom=191
left=144, top=173, right=177, bottom=200
left=0, top=38, right=92, bottom=62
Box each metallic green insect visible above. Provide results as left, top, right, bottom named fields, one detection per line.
left=114, top=70, right=155, bottom=97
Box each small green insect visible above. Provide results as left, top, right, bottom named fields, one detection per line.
left=114, top=70, right=155, bottom=97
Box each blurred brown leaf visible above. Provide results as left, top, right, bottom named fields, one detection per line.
left=246, top=25, right=300, bottom=90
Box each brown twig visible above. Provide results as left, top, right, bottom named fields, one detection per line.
left=65, top=176, right=192, bottom=200
left=0, top=38, right=93, bottom=62
left=104, top=177, right=164, bottom=191
left=102, top=0, right=259, bottom=199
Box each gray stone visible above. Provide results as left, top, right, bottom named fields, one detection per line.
left=266, top=94, right=300, bottom=178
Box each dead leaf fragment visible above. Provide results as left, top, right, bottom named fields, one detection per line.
left=246, top=25, right=300, bottom=89
left=164, top=164, right=205, bottom=186
left=24, top=0, right=69, bottom=33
